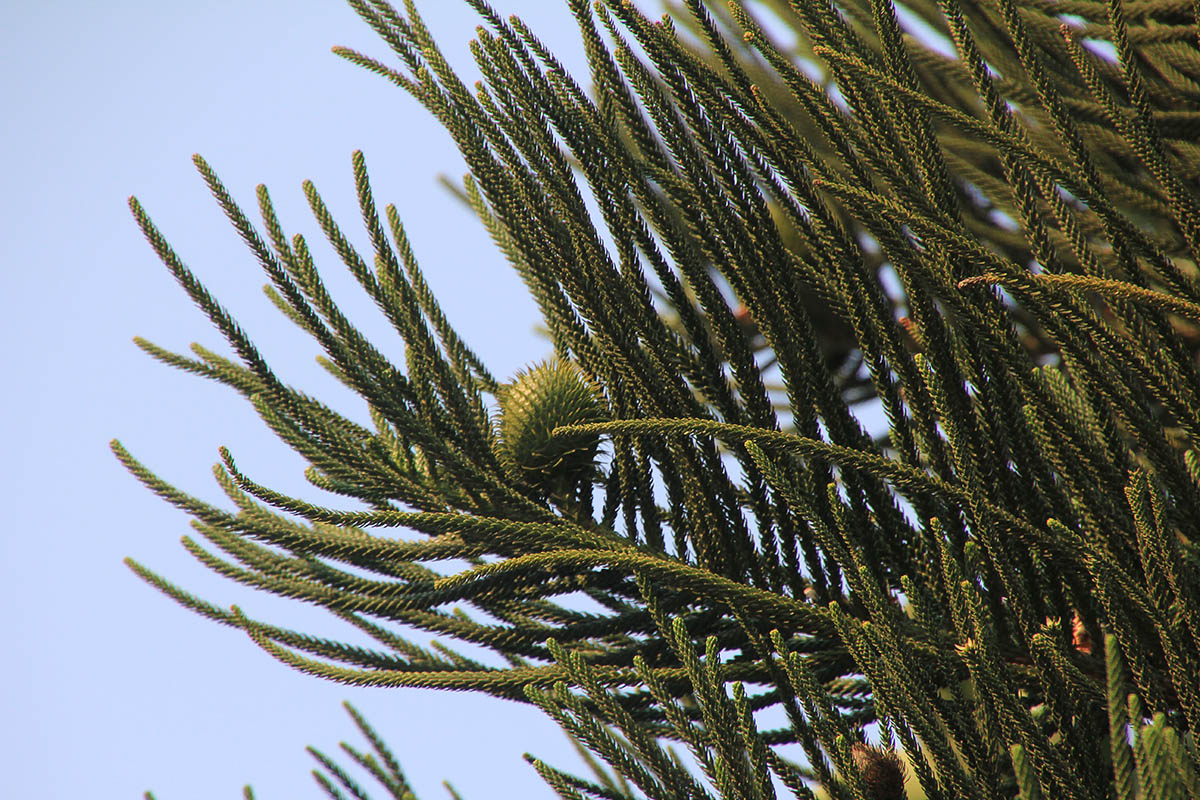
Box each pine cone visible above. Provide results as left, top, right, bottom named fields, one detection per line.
left=495, top=359, right=607, bottom=497
left=1071, top=611, right=1093, bottom=656
left=851, top=743, right=907, bottom=800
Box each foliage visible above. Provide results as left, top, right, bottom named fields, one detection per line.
left=119, top=0, right=1200, bottom=798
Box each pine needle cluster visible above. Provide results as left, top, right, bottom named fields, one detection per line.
left=119, top=0, right=1200, bottom=798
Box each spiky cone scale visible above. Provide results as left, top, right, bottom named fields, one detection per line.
left=495, top=359, right=607, bottom=498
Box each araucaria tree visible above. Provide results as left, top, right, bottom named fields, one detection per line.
left=118, top=0, right=1200, bottom=798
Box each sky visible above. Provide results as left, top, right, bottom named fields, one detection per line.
left=1, top=2, right=622, bottom=798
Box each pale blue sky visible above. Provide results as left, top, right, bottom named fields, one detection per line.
left=2, top=2, right=616, bottom=798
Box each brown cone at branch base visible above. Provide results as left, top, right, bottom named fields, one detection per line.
left=851, top=743, right=907, bottom=800
left=1072, top=611, right=1093, bottom=656
left=849, top=743, right=902, bottom=800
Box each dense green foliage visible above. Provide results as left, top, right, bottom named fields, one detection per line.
left=121, top=0, right=1200, bottom=797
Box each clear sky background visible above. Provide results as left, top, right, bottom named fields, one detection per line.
left=1, top=2, right=629, bottom=798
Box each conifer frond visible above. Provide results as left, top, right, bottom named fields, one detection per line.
left=124, top=0, right=1200, bottom=797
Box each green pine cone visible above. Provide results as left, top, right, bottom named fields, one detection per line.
left=495, top=359, right=607, bottom=496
